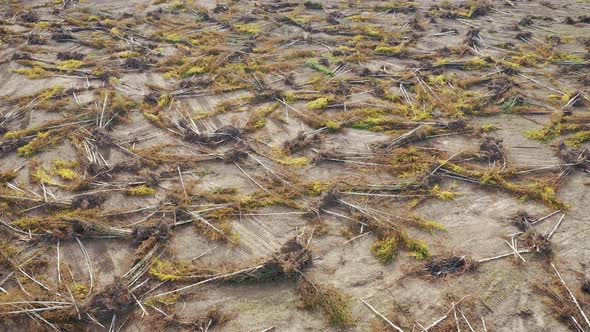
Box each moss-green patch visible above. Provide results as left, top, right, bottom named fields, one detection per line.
left=13, top=66, right=49, bottom=78
left=51, top=160, right=80, bottom=181
left=363, top=24, right=383, bottom=39
left=161, top=32, right=184, bottom=44
left=73, top=284, right=89, bottom=299
left=549, top=52, right=584, bottom=63
left=524, top=126, right=560, bottom=143
left=234, top=23, right=261, bottom=35
left=56, top=60, right=84, bottom=70
left=275, top=155, right=309, bottom=166
left=157, top=94, right=172, bottom=107
left=271, top=148, right=310, bottom=166
left=306, top=97, right=332, bottom=110
left=143, top=111, right=167, bottom=128
left=410, top=216, right=447, bottom=233
left=374, top=44, right=406, bottom=56
left=464, top=57, right=490, bottom=70
left=370, top=236, right=398, bottom=263
left=511, top=52, right=538, bottom=66
left=564, top=130, right=590, bottom=148
left=149, top=259, right=190, bottom=281
left=182, top=65, right=206, bottom=78
left=403, top=237, right=430, bottom=260
left=170, top=0, right=186, bottom=11
left=118, top=51, right=140, bottom=58
left=29, top=160, right=58, bottom=185
left=304, top=181, right=329, bottom=196
left=430, top=184, right=458, bottom=200
left=39, top=85, right=65, bottom=100
left=480, top=124, right=499, bottom=132
left=351, top=113, right=391, bottom=131
left=17, top=130, right=65, bottom=157
left=126, top=185, right=156, bottom=196
left=305, top=59, right=334, bottom=76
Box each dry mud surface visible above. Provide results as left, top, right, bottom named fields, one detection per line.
left=0, top=0, right=589, bottom=331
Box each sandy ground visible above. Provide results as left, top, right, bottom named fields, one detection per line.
left=0, top=0, right=589, bottom=331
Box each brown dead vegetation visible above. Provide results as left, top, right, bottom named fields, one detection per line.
left=0, top=0, right=588, bottom=330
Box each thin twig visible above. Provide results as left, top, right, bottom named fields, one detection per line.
left=360, top=298, right=404, bottom=332
left=551, top=262, right=590, bottom=328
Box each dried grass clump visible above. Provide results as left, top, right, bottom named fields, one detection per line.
left=149, top=253, right=237, bottom=283
left=442, top=162, right=567, bottom=209
left=160, top=306, right=231, bottom=331
left=233, top=240, right=312, bottom=282
left=297, top=278, right=354, bottom=328
left=11, top=209, right=126, bottom=240
left=0, top=242, right=18, bottom=267
left=383, top=146, right=438, bottom=178
left=534, top=276, right=590, bottom=330
left=0, top=170, right=17, bottom=182
left=149, top=238, right=311, bottom=283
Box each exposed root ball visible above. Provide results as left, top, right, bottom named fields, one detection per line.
left=423, top=256, right=478, bottom=278
left=52, top=31, right=75, bottom=42
left=516, top=32, right=532, bottom=41
left=212, top=125, right=241, bottom=143
left=305, top=189, right=341, bottom=218
left=57, top=51, right=85, bottom=60
left=132, top=221, right=170, bottom=244
left=284, top=131, right=320, bottom=154
left=521, top=232, right=553, bottom=257
left=83, top=278, right=134, bottom=322
left=143, top=91, right=160, bottom=105
left=487, top=77, right=515, bottom=97
left=223, top=144, right=249, bottom=163
left=464, top=28, right=481, bottom=47
left=124, top=57, right=149, bottom=70
left=71, top=193, right=106, bottom=209
left=511, top=211, right=536, bottom=231
left=0, top=138, right=31, bottom=156
left=232, top=238, right=312, bottom=282
left=91, top=128, right=115, bottom=147
left=20, top=11, right=39, bottom=23
left=480, top=136, right=504, bottom=162
left=446, top=119, right=467, bottom=131
left=557, top=143, right=589, bottom=171
left=469, top=1, right=492, bottom=18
